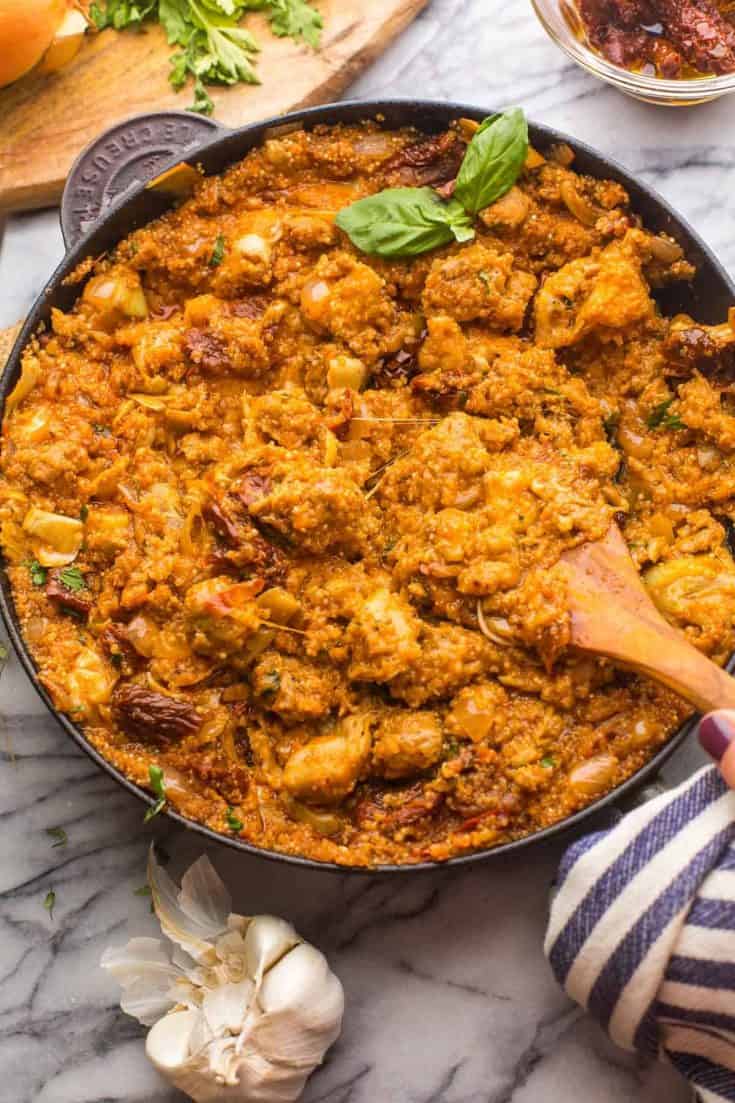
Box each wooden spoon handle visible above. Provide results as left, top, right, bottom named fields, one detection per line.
left=572, top=601, right=735, bottom=713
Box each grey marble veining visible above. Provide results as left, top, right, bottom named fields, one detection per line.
left=0, top=1, right=731, bottom=1099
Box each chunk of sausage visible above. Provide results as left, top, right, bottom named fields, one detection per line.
left=244, top=453, right=377, bottom=557
left=371, top=710, right=443, bottom=780
left=282, top=714, right=372, bottom=805
left=346, top=588, right=422, bottom=683
left=534, top=234, right=654, bottom=349
left=422, top=244, right=537, bottom=329
left=251, top=652, right=337, bottom=723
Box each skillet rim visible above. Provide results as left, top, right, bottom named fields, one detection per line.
left=0, top=97, right=731, bottom=874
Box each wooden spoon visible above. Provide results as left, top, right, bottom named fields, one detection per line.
left=561, top=523, right=735, bottom=711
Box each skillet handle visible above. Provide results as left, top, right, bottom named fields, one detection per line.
left=59, top=110, right=226, bottom=251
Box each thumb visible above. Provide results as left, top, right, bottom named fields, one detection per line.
left=699, top=710, right=735, bottom=789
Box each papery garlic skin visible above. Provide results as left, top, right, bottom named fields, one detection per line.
left=101, top=849, right=344, bottom=1103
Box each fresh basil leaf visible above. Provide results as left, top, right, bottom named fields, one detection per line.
left=336, top=187, right=474, bottom=259
left=455, top=107, right=528, bottom=216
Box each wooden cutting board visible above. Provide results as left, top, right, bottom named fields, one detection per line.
left=0, top=0, right=427, bottom=213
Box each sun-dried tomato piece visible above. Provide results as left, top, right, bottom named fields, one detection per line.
left=663, top=326, right=735, bottom=381
left=239, top=470, right=273, bottom=508
left=113, top=684, right=201, bottom=743
left=371, top=332, right=426, bottom=390
left=355, top=784, right=444, bottom=829
left=45, top=576, right=92, bottom=616
left=205, top=491, right=288, bottom=584
left=383, top=131, right=466, bottom=189
left=324, top=388, right=354, bottom=440
left=203, top=499, right=242, bottom=545
left=229, top=296, right=268, bottom=319
left=185, top=328, right=230, bottom=373
left=100, top=622, right=139, bottom=662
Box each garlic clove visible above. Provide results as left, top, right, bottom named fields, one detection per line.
left=245, top=916, right=301, bottom=987
left=146, top=1008, right=200, bottom=1071
left=202, top=979, right=255, bottom=1037
left=250, top=944, right=344, bottom=1065
left=212, top=1042, right=310, bottom=1102
left=148, top=848, right=229, bottom=960
left=100, top=937, right=179, bottom=1026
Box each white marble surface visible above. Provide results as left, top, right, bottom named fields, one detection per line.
left=1, top=1, right=733, bottom=1099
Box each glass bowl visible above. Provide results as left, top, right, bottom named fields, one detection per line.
left=531, top=0, right=735, bottom=105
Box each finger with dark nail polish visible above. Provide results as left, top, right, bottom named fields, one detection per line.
left=699, top=713, right=735, bottom=762
left=699, top=710, right=735, bottom=790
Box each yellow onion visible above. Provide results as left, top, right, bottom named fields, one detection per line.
left=0, top=0, right=86, bottom=89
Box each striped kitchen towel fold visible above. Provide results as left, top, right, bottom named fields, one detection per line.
left=545, top=765, right=735, bottom=1103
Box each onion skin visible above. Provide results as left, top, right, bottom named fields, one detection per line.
left=0, top=0, right=71, bottom=89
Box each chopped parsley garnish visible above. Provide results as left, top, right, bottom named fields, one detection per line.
left=110, top=652, right=123, bottom=669
left=80, top=505, right=89, bottom=522
left=93, top=423, right=111, bottom=436
left=540, top=755, right=556, bottom=769
left=444, top=737, right=460, bottom=759
left=647, top=398, right=685, bottom=431
left=46, top=826, right=67, bottom=848
left=603, top=411, right=620, bottom=441
left=58, top=566, right=85, bottom=593
left=27, top=560, right=47, bottom=587
left=209, top=233, right=226, bottom=268
left=43, top=890, right=56, bottom=919
left=144, top=764, right=167, bottom=823
left=226, top=806, right=244, bottom=832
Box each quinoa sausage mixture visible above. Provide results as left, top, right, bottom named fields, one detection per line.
left=3, top=119, right=735, bottom=866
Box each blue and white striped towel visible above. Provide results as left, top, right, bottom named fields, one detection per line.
left=545, top=765, right=735, bottom=1103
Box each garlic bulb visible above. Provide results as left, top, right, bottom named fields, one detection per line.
left=101, top=849, right=344, bottom=1103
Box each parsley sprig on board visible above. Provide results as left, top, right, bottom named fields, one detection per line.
left=90, top=0, right=323, bottom=115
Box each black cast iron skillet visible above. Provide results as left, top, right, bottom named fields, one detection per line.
left=1, top=99, right=733, bottom=874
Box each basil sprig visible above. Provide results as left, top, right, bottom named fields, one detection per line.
left=455, top=107, right=529, bottom=215
left=335, top=188, right=474, bottom=258
left=335, top=108, right=529, bottom=259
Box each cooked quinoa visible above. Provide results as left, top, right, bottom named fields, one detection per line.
left=3, top=120, right=735, bottom=865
